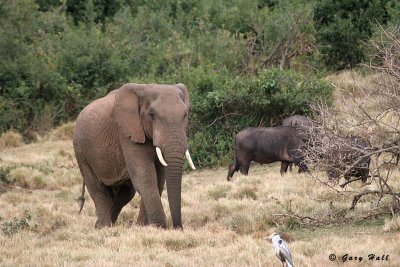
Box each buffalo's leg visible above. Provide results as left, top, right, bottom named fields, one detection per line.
left=227, top=157, right=240, bottom=181
left=280, top=161, right=290, bottom=175
left=239, top=161, right=251, bottom=176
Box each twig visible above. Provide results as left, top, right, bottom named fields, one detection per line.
left=206, top=113, right=240, bottom=128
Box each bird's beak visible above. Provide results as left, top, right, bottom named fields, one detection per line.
left=265, top=233, right=274, bottom=240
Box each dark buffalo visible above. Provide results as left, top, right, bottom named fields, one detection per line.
left=282, top=115, right=312, bottom=128
left=281, top=115, right=313, bottom=171
left=327, top=136, right=371, bottom=183
left=227, top=127, right=308, bottom=181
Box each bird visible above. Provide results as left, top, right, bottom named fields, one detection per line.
left=266, top=232, right=294, bottom=267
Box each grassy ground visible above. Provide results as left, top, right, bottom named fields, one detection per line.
left=0, top=139, right=399, bottom=266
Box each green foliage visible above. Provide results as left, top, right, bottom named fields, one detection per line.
left=314, top=0, right=392, bottom=70
left=1, top=210, right=32, bottom=237
left=0, top=166, right=11, bottom=184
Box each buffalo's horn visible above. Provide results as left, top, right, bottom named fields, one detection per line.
left=156, top=147, right=168, bottom=166
left=185, top=149, right=196, bottom=170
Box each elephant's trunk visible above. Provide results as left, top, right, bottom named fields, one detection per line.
left=164, top=150, right=184, bottom=229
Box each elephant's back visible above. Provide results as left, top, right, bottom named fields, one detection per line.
left=74, top=93, right=115, bottom=141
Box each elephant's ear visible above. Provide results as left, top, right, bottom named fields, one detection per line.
left=175, top=83, right=190, bottom=111
left=112, top=84, right=146, bottom=143
left=176, top=83, right=190, bottom=130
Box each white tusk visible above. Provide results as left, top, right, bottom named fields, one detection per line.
left=185, top=149, right=196, bottom=170
left=156, top=147, right=168, bottom=166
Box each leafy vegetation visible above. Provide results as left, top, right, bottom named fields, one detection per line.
left=0, top=0, right=399, bottom=167
left=1, top=209, right=32, bottom=237
left=314, top=0, right=396, bottom=70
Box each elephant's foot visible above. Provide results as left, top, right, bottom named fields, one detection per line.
left=95, top=218, right=112, bottom=229
left=136, top=215, right=149, bottom=226
left=137, top=212, right=167, bottom=228
left=137, top=217, right=167, bottom=228
left=136, top=198, right=167, bottom=228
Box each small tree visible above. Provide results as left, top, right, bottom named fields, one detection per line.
left=303, top=26, right=400, bottom=217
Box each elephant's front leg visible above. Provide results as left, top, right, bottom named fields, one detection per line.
left=133, top=168, right=167, bottom=228
left=137, top=162, right=166, bottom=226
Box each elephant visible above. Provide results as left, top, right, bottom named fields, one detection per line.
left=281, top=115, right=313, bottom=172
left=226, top=127, right=308, bottom=181
left=73, top=83, right=195, bottom=229
left=326, top=136, right=371, bottom=183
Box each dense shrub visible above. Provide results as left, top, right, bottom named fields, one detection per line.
left=314, top=0, right=396, bottom=70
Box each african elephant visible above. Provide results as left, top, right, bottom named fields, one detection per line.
left=227, top=127, right=308, bottom=181
left=73, top=83, right=195, bottom=229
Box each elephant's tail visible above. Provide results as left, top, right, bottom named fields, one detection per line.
left=78, top=180, right=85, bottom=214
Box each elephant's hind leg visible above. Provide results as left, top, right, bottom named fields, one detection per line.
left=111, top=181, right=136, bottom=224
left=76, top=153, right=113, bottom=228
left=88, top=183, right=113, bottom=228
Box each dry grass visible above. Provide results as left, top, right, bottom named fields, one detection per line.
left=0, top=139, right=399, bottom=266
left=0, top=130, right=24, bottom=149
left=327, top=70, right=381, bottom=97
left=47, top=122, right=76, bottom=141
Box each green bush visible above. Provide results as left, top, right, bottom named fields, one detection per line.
left=0, top=166, right=12, bottom=184
left=1, top=210, right=32, bottom=237
left=314, top=0, right=393, bottom=70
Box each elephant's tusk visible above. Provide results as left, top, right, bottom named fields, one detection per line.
left=185, top=149, right=196, bottom=170
left=156, top=147, right=168, bottom=166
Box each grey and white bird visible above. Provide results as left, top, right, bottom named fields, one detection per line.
left=266, top=233, right=294, bottom=267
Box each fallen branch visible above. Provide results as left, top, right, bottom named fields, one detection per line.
left=348, top=190, right=400, bottom=211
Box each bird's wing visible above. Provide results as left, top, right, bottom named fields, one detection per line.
left=278, top=239, right=294, bottom=267
left=272, top=239, right=286, bottom=263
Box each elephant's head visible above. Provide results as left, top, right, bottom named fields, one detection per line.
left=111, top=83, right=195, bottom=228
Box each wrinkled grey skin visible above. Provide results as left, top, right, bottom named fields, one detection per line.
left=327, top=136, right=371, bottom=183
left=227, top=127, right=308, bottom=181
left=73, top=83, right=190, bottom=229
left=281, top=115, right=313, bottom=172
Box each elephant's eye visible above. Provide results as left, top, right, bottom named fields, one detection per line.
left=149, top=110, right=155, bottom=120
